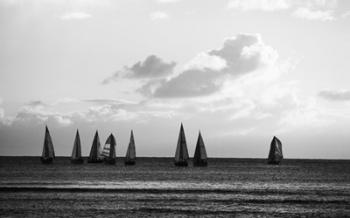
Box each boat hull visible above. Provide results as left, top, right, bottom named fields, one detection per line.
left=193, top=159, right=208, bottom=167
left=104, top=158, right=116, bottom=165
left=71, top=158, right=84, bottom=164
left=268, top=160, right=282, bottom=165
left=125, top=160, right=136, bottom=165
left=40, top=157, right=53, bottom=164
left=87, top=159, right=103, bottom=163
left=174, top=161, right=188, bottom=167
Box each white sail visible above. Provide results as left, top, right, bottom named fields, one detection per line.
left=268, top=136, right=283, bottom=164
left=193, top=131, right=208, bottom=166
left=88, top=131, right=103, bottom=163
left=41, top=126, right=55, bottom=163
left=125, top=130, right=136, bottom=163
left=174, top=123, right=189, bottom=166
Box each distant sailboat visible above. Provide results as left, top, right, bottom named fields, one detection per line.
left=71, top=130, right=84, bottom=164
left=125, top=130, right=136, bottom=165
left=174, top=123, right=189, bottom=166
left=87, top=131, right=103, bottom=163
left=41, top=126, right=55, bottom=164
left=193, top=131, right=208, bottom=167
left=102, top=134, right=116, bottom=164
left=267, top=136, right=283, bottom=164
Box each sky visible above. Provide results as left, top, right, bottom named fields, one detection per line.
left=1, top=0, right=350, bottom=158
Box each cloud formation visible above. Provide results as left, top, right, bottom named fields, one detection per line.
left=149, top=34, right=278, bottom=98
left=228, top=0, right=338, bottom=21
left=60, top=12, right=92, bottom=20
left=103, top=55, right=176, bottom=84
left=318, top=90, right=350, bottom=101
left=293, top=8, right=334, bottom=21
left=150, top=11, right=169, bottom=20
left=156, top=0, right=181, bottom=3
left=228, top=0, right=289, bottom=11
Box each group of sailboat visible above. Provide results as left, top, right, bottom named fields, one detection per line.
left=41, top=127, right=136, bottom=165
left=174, top=123, right=208, bottom=167
left=41, top=124, right=283, bottom=165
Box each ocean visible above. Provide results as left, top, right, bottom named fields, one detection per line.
left=0, top=157, right=349, bottom=217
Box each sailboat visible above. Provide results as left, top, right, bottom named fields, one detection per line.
left=267, top=136, right=283, bottom=164
left=71, top=130, right=84, bottom=164
left=174, top=123, right=189, bottom=166
left=87, top=131, right=103, bottom=163
left=102, top=133, right=116, bottom=164
left=125, top=130, right=136, bottom=165
left=41, top=126, right=55, bottom=164
left=193, top=131, right=208, bottom=167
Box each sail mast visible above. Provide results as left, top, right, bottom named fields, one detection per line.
left=174, top=123, right=189, bottom=166
left=125, top=130, right=136, bottom=165
left=41, top=126, right=55, bottom=164
left=88, top=131, right=103, bottom=163
left=104, top=133, right=116, bottom=164
left=267, top=136, right=283, bottom=164
left=193, top=131, right=208, bottom=166
left=71, top=129, right=83, bottom=164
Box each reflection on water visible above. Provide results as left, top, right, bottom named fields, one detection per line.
left=0, top=157, right=349, bottom=217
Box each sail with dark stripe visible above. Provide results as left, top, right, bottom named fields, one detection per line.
left=174, top=123, right=189, bottom=166
left=41, top=126, right=55, bottom=164
left=103, top=133, right=116, bottom=164
left=71, top=130, right=83, bottom=164
left=88, top=131, right=103, bottom=163
left=267, top=136, right=283, bottom=164
left=193, top=131, right=208, bottom=166
left=125, top=130, right=136, bottom=165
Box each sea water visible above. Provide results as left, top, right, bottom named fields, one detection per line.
left=0, top=157, right=349, bottom=217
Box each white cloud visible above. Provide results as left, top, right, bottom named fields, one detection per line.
left=293, top=7, right=334, bottom=21
left=129, top=33, right=280, bottom=98
left=0, top=107, right=4, bottom=120
left=156, top=0, right=181, bottom=3
left=103, top=55, right=176, bottom=84
left=341, top=10, right=350, bottom=18
left=318, top=89, right=350, bottom=101
left=60, top=12, right=92, bottom=20
left=228, top=0, right=290, bottom=11
left=184, top=53, right=227, bottom=71
left=150, top=11, right=169, bottom=20
left=227, top=0, right=339, bottom=21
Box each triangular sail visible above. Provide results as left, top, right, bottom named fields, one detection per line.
left=268, top=136, right=283, bottom=164
left=41, top=126, right=55, bottom=159
left=174, top=123, right=189, bottom=165
left=102, top=134, right=116, bottom=159
left=193, top=131, right=208, bottom=166
left=125, top=130, right=136, bottom=162
left=88, top=131, right=102, bottom=162
left=71, top=130, right=82, bottom=160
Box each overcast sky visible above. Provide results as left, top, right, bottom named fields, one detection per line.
left=1, top=0, right=350, bottom=158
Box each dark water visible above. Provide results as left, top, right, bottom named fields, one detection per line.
left=0, top=157, right=349, bottom=217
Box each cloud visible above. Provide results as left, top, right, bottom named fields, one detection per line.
left=60, top=12, right=92, bottom=20
left=292, top=8, right=334, bottom=21
left=156, top=0, right=181, bottom=3
left=150, top=33, right=278, bottom=98
left=227, top=0, right=338, bottom=21
left=209, top=34, right=278, bottom=74
left=228, top=0, right=290, bottom=11
left=150, top=11, right=169, bottom=20
left=184, top=53, right=227, bottom=71
left=318, top=90, right=350, bottom=101
left=84, top=99, right=137, bottom=105
left=342, top=11, right=350, bottom=18
left=103, top=55, right=176, bottom=84
left=153, top=69, right=223, bottom=98
left=0, top=107, right=4, bottom=122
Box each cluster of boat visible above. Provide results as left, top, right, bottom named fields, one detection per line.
left=41, top=123, right=283, bottom=166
